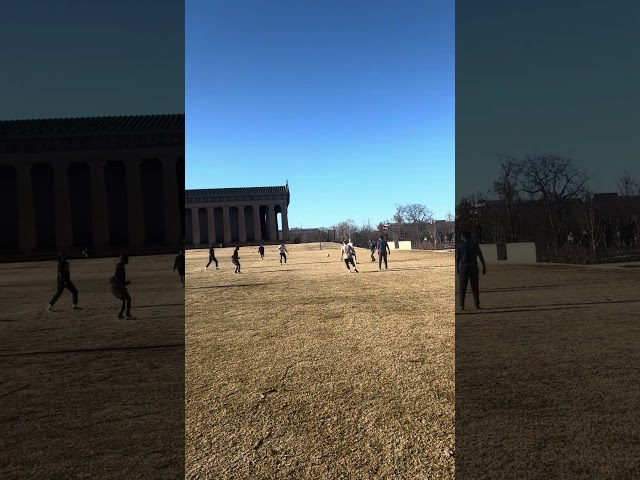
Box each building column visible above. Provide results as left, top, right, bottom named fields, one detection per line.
left=162, top=157, right=180, bottom=245
left=281, top=204, right=289, bottom=242
left=192, top=207, right=200, bottom=245
left=254, top=205, right=262, bottom=242
left=223, top=206, right=231, bottom=243
left=207, top=207, right=216, bottom=245
left=268, top=204, right=277, bottom=242
left=239, top=205, right=247, bottom=242
left=90, top=160, right=109, bottom=248
left=54, top=161, right=73, bottom=249
left=126, top=159, right=145, bottom=246
left=17, top=163, right=36, bottom=252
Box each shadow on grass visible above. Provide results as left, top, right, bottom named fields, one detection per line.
left=456, top=305, right=590, bottom=315
left=0, top=343, right=185, bottom=357
left=187, top=283, right=269, bottom=290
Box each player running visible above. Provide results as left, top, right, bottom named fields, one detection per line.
left=231, top=246, right=241, bottom=273
left=340, top=240, right=359, bottom=273
left=204, top=245, right=219, bottom=271
left=46, top=252, right=80, bottom=312
left=258, top=244, right=265, bottom=260
left=174, top=249, right=185, bottom=287
left=109, top=254, right=134, bottom=319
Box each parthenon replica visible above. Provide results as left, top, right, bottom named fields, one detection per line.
left=184, top=184, right=290, bottom=246
left=0, top=114, right=184, bottom=258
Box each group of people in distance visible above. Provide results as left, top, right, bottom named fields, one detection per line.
left=340, top=235, right=392, bottom=274
left=201, top=242, right=290, bottom=275
left=46, top=252, right=135, bottom=319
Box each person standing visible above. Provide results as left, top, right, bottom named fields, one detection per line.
left=110, top=254, right=134, bottom=319
left=174, top=249, right=186, bottom=287
left=340, top=240, right=359, bottom=273
left=258, top=244, right=265, bottom=260
left=231, top=246, right=241, bottom=273
left=456, top=230, right=487, bottom=310
left=46, top=252, right=80, bottom=312
left=204, top=245, right=218, bottom=271
left=377, top=235, right=391, bottom=270
left=278, top=243, right=289, bottom=265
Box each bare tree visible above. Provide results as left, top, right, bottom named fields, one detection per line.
left=445, top=211, right=454, bottom=222
left=617, top=171, right=639, bottom=197
left=579, top=192, right=603, bottom=256
left=490, top=153, right=522, bottom=241
left=519, top=153, right=589, bottom=248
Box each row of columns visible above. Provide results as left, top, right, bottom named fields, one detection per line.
left=189, top=203, right=288, bottom=245
left=15, top=158, right=180, bottom=252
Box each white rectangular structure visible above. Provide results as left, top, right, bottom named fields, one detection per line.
left=505, top=242, right=537, bottom=264
left=479, top=244, right=499, bottom=263
left=397, top=241, right=412, bottom=250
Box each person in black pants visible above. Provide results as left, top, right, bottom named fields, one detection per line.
left=231, top=246, right=241, bottom=273
left=47, top=252, right=80, bottom=312
left=205, top=245, right=218, bottom=271
left=377, top=235, right=391, bottom=270
left=174, top=249, right=185, bottom=287
left=110, top=253, right=134, bottom=319
left=258, top=244, right=265, bottom=260
left=456, top=230, right=487, bottom=310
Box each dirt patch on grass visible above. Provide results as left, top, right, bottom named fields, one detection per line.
left=186, top=243, right=455, bottom=479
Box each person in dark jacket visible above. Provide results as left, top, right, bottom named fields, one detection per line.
left=456, top=230, right=487, bottom=310
left=174, top=250, right=185, bottom=287
left=110, top=254, right=134, bottom=319
left=204, top=245, right=218, bottom=271
left=47, top=252, right=80, bottom=312
left=258, top=244, right=265, bottom=260
left=377, top=235, right=391, bottom=270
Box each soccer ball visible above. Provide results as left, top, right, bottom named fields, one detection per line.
left=326, top=253, right=330, bottom=257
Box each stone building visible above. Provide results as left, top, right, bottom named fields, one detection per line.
left=0, top=114, right=184, bottom=257
left=185, top=184, right=290, bottom=246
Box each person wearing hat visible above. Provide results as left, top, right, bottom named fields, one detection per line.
left=109, top=253, right=134, bottom=319
left=204, top=244, right=218, bottom=271
left=46, top=252, right=80, bottom=312
left=173, top=249, right=186, bottom=287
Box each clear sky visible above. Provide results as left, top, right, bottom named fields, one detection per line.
left=1, top=0, right=184, bottom=119
left=186, top=0, right=454, bottom=229
left=456, top=1, right=640, bottom=201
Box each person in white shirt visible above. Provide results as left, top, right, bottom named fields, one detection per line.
left=278, top=243, right=289, bottom=265
left=340, top=241, right=359, bottom=273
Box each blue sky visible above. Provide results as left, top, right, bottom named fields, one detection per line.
left=186, top=0, right=454, bottom=228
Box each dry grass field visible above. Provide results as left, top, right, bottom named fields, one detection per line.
left=186, top=243, right=455, bottom=480
left=0, top=255, right=184, bottom=480
left=456, top=263, right=640, bottom=479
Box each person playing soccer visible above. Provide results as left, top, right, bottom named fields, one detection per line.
left=46, top=252, right=80, bottom=312
left=340, top=240, right=359, bottom=273
left=109, top=253, right=134, bottom=319
left=231, top=246, right=241, bottom=273
left=456, top=230, right=487, bottom=310
left=204, top=244, right=219, bottom=271
left=173, top=249, right=185, bottom=287
left=369, top=240, right=377, bottom=262
left=278, top=243, right=289, bottom=265
left=258, top=244, right=265, bottom=260
left=377, top=235, right=391, bottom=270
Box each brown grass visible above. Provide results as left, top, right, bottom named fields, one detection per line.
left=0, top=256, right=184, bottom=480
left=456, top=264, right=640, bottom=479
left=186, top=243, right=455, bottom=480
